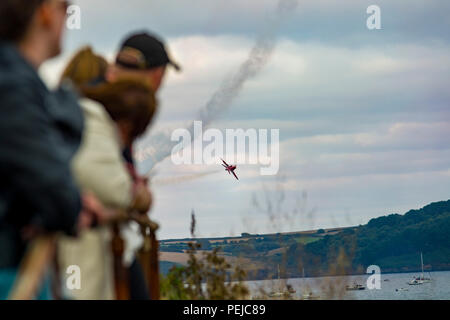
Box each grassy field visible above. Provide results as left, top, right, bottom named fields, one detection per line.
left=158, top=227, right=351, bottom=277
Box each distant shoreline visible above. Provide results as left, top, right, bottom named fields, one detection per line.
left=159, top=226, right=354, bottom=243
left=243, top=269, right=450, bottom=282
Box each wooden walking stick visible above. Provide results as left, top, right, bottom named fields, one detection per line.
left=111, top=222, right=130, bottom=300
left=148, top=223, right=160, bottom=300
left=132, top=213, right=160, bottom=300
left=137, top=223, right=151, bottom=295
left=8, top=234, right=57, bottom=300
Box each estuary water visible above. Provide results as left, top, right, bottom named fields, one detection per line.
left=244, top=270, right=450, bottom=300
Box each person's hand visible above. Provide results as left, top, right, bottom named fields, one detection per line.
left=79, top=192, right=118, bottom=229
left=77, top=208, right=94, bottom=230
left=132, top=181, right=152, bottom=214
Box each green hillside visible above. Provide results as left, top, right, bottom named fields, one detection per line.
left=159, top=200, right=450, bottom=279
left=286, top=199, right=450, bottom=277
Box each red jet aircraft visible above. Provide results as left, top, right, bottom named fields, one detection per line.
left=221, top=159, right=239, bottom=180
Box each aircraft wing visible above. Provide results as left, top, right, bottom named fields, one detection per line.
left=221, top=159, right=229, bottom=166
left=231, top=170, right=239, bottom=180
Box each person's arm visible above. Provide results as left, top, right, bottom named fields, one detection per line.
left=124, top=161, right=152, bottom=214
left=72, top=99, right=152, bottom=217
left=0, top=85, right=81, bottom=234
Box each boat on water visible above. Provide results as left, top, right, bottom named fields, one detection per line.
left=408, top=252, right=432, bottom=285
left=408, top=278, right=427, bottom=285
left=268, top=265, right=296, bottom=298
left=300, top=291, right=320, bottom=300
left=268, top=286, right=296, bottom=299
left=345, top=281, right=365, bottom=291
left=298, top=268, right=320, bottom=300
left=268, top=291, right=289, bottom=298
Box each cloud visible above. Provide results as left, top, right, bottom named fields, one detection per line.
left=70, top=0, right=450, bottom=46
left=35, top=1, right=450, bottom=239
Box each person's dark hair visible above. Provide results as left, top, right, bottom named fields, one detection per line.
left=0, top=0, right=45, bottom=42
left=81, top=79, right=157, bottom=140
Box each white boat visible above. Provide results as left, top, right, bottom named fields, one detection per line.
left=408, top=252, right=432, bottom=285
left=268, top=288, right=295, bottom=298
left=268, top=291, right=287, bottom=298
left=408, top=278, right=423, bottom=285
left=345, top=282, right=365, bottom=291
left=298, top=268, right=320, bottom=300
left=300, top=291, right=320, bottom=300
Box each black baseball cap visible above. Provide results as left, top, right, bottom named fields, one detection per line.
left=116, top=32, right=180, bottom=71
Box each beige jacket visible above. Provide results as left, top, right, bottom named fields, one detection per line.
left=58, top=98, right=133, bottom=300
left=73, top=98, right=133, bottom=208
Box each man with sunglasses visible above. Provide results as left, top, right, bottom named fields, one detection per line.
left=0, top=0, right=104, bottom=299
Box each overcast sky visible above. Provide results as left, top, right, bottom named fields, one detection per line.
left=41, top=0, right=450, bottom=239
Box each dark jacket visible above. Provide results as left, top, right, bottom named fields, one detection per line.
left=0, top=42, right=84, bottom=268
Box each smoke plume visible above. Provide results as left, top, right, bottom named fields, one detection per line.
left=151, top=170, right=221, bottom=186
left=136, top=0, right=299, bottom=175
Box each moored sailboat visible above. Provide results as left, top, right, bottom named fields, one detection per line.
left=408, top=252, right=432, bottom=285
left=268, top=264, right=296, bottom=298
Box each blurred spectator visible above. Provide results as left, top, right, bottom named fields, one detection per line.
left=0, top=0, right=103, bottom=299
left=57, top=47, right=156, bottom=299
left=107, top=31, right=180, bottom=299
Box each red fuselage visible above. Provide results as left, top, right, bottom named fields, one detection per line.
left=221, top=159, right=239, bottom=180
left=225, top=165, right=236, bottom=172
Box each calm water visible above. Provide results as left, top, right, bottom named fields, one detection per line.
left=243, top=271, right=450, bottom=300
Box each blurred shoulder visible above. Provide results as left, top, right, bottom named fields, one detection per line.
left=80, top=98, right=114, bottom=126
left=79, top=97, right=121, bottom=144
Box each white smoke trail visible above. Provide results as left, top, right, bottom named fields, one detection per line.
left=150, top=170, right=221, bottom=187
left=136, top=0, right=299, bottom=174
